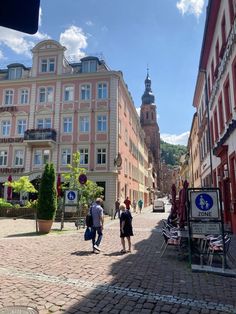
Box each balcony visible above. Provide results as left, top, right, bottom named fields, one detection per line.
left=24, top=128, right=57, bottom=147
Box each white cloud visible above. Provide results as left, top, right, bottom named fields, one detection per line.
left=161, top=131, right=190, bottom=146
left=0, top=27, right=49, bottom=57
left=59, top=25, right=88, bottom=61
left=176, top=0, right=205, bottom=18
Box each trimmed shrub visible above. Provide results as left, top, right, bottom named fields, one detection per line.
left=37, top=163, right=57, bottom=220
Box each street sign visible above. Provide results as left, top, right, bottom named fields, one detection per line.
left=79, top=174, right=87, bottom=185
left=191, top=222, right=221, bottom=235
left=65, top=190, right=78, bottom=205
left=189, top=190, right=220, bottom=219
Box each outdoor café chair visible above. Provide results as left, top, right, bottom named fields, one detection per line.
left=208, top=236, right=235, bottom=267
left=160, top=229, right=180, bottom=257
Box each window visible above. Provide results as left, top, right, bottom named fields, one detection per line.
left=64, top=86, right=74, bottom=101
left=37, top=118, right=51, bottom=129
left=98, top=83, right=108, bottom=99
left=97, top=115, right=107, bottom=132
left=63, top=117, right=72, bottom=133
left=223, top=77, right=232, bottom=122
left=17, top=119, right=27, bottom=135
left=125, top=129, right=128, bottom=144
left=34, top=149, right=50, bottom=166
left=214, top=109, right=219, bottom=142
left=79, top=148, right=89, bottom=165
left=221, top=14, right=226, bottom=47
left=2, top=121, right=10, bottom=136
left=97, top=148, right=106, bottom=165
left=40, top=58, right=55, bottom=73
left=8, top=67, right=22, bottom=80
left=39, top=87, right=54, bottom=103
left=124, top=158, right=128, bottom=175
left=61, top=148, right=71, bottom=165
left=81, top=84, right=91, bottom=100
left=218, top=94, right=224, bottom=133
left=15, top=150, right=24, bottom=166
left=79, top=116, right=89, bottom=132
left=0, top=151, right=7, bottom=166
left=34, top=150, right=42, bottom=166
left=4, top=90, right=13, bottom=105
left=82, top=60, right=97, bottom=73
left=20, top=89, right=29, bottom=104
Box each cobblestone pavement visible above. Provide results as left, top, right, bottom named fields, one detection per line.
left=0, top=204, right=236, bottom=313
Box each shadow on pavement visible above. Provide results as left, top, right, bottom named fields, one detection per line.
left=63, top=215, right=236, bottom=314
left=6, top=232, right=40, bottom=238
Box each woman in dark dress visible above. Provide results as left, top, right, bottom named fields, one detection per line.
left=120, top=204, right=133, bottom=253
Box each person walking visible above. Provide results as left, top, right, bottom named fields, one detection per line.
left=114, top=198, right=120, bottom=219
left=124, top=196, right=131, bottom=210
left=119, top=204, right=133, bottom=253
left=91, top=198, right=104, bottom=253
left=138, top=199, right=143, bottom=213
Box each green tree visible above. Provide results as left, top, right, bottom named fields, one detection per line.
left=4, top=176, right=37, bottom=194
left=62, top=152, right=104, bottom=206
left=4, top=176, right=37, bottom=204
left=37, top=163, right=57, bottom=220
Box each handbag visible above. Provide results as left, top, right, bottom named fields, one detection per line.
left=84, top=227, right=93, bottom=241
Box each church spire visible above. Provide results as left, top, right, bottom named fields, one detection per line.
left=142, top=70, right=155, bottom=105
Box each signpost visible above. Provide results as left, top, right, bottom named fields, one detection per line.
left=187, top=187, right=226, bottom=273
left=61, top=189, right=80, bottom=230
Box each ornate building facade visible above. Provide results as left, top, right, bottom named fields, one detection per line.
left=0, top=39, right=154, bottom=213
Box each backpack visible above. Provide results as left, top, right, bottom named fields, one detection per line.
left=86, top=207, right=93, bottom=227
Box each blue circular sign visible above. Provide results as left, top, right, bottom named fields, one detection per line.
left=67, top=191, right=76, bottom=201
left=195, top=193, right=213, bottom=211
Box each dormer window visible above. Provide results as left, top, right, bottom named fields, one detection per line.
left=8, top=67, right=22, bottom=80
left=40, top=57, right=55, bottom=73
left=81, top=57, right=99, bottom=73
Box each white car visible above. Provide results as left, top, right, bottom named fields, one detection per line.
left=153, top=200, right=165, bottom=212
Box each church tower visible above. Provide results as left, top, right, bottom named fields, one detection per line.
left=140, top=70, right=161, bottom=189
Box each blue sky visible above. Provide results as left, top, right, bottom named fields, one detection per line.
left=0, top=0, right=207, bottom=145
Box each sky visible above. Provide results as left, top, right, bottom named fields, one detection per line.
left=0, top=0, right=207, bottom=146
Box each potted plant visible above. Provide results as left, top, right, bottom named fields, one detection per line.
left=37, top=163, right=57, bottom=233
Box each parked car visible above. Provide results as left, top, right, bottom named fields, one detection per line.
left=153, top=199, right=165, bottom=212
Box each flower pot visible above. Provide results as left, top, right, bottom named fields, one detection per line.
left=37, top=219, right=53, bottom=233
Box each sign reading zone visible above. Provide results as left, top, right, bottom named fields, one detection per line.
left=190, top=190, right=220, bottom=219
left=65, top=190, right=78, bottom=205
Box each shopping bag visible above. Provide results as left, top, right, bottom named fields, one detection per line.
left=84, top=227, right=93, bottom=241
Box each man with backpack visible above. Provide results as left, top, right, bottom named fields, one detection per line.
left=90, top=198, right=104, bottom=253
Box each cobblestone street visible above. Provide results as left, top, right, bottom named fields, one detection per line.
left=0, top=205, right=236, bottom=314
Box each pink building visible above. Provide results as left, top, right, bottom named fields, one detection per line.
left=0, top=40, right=154, bottom=213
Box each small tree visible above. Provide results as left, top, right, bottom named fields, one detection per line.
left=37, top=163, right=57, bottom=220
left=62, top=152, right=104, bottom=207
left=4, top=176, right=37, bottom=204
left=5, top=176, right=37, bottom=193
